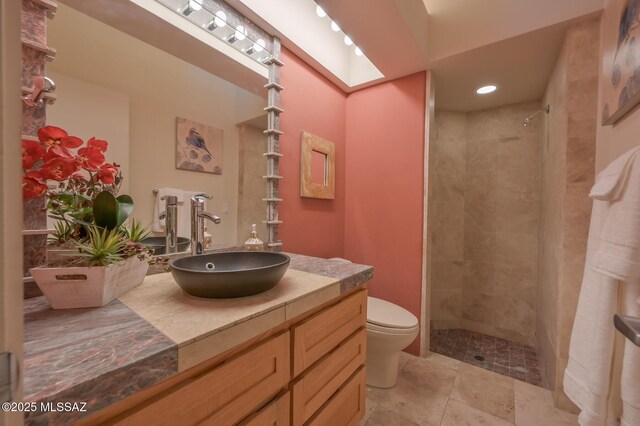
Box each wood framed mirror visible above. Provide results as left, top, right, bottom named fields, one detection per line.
left=300, top=131, right=335, bottom=200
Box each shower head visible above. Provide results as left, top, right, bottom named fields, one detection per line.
left=523, top=104, right=550, bottom=127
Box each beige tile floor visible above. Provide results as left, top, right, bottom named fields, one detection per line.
left=361, top=352, right=579, bottom=426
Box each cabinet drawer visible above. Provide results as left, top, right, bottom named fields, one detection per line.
left=120, top=332, right=290, bottom=426
left=238, top=391, right=290, bottom=426
left=292, top=329, right=365, bottom=425
left=292, top=290, right=366, bottom=377
left=306, top=367, right=366, bottom=426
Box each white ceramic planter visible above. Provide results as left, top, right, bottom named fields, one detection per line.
left=46, top=248, right=79, bottom=262
left=30, top=256, right=149, bottom=309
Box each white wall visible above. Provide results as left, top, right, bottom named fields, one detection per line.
left=48, top=4, right=266, bottom=244
left=47, top=72, right=130, bottom=193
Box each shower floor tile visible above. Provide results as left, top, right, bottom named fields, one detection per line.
left=429, top=329, right=547, bottom=389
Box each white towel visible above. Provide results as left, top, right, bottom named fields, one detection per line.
left=589, top=147, right=640, bottom=201
left=564, top=146, right=640, bottom=426
left=151, top=188, right=185, bottom=233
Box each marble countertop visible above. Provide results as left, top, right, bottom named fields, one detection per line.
left=23, top=253, right=373, bottom=425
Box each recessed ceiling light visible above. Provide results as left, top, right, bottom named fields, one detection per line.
left=355, top=46, right=363, bottom=56
left=331, top=21, right=340, bottom=32
left=476, top=85, right=497, bottom=95
left=344, top=35, right=353, bottom=46
left=316, top=5, right=327, bottom=17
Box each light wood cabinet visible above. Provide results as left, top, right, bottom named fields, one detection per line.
left=238, top=391, right=290, bottom=426
left=292, top=291, right=367, bottom=376
left=87, top=289, right=368, bottom=426
left=292, top=329, right=366, bottom=425
left=117, top=332, right=290, bottom=426
left=306, top=368, right=366, bottom=426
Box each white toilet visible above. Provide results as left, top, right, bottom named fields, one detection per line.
left=327, top=259, right=419, bottom=388
left=366, top=296, right=419, bottom=388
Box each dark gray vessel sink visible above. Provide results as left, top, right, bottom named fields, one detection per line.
left=169, top=251, right=290, bottom=298
left=141, top=237, right=191, bottom=255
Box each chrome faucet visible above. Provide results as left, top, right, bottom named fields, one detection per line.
left=159, top=195, right=178, bottom=254
left=191, top=193, right=221, bottom=255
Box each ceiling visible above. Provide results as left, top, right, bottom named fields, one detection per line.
left=86, top=0, right=607, bottom=111
left=314, top=0, right=605, bottom=111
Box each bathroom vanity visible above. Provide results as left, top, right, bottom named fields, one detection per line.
left=23, top=253, right=373, bottom=425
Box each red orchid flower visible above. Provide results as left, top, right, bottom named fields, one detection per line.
left=96, top=163, right=119, bottom=184
left=37, top=126, right=67, bottom=142
left=40, top=158, right=78, bottom=181
left=37, top=126, right=83, bottom=159
left=22, top=172, right=47, bottom=199
left=87, top=137, right=108, bottom=153
left=22, top=140, right=45, bottom=170
left=77, top=146, right=105, bottom=171
left=69, top=173, right=85, bottom=181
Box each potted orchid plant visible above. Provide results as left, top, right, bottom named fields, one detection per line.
left=23, top=126, right=153, bottom=309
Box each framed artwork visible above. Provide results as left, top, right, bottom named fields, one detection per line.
left=602, top=0, right=640, bottom=125
left=300, top=131, right=335, bottom=200
left=176, top=117, right=223, bottom=174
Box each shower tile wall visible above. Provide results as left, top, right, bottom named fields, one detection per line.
left=429, top=111, right=466, bottom=330
left=430, top=102, right=543, bottom=346
left=537, top=18, right=598, bottom=410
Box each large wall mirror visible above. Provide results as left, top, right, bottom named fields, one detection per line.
left=46, top=1, right=278, bottom=248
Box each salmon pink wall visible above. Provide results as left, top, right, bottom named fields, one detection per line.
left=279, top=49, right=426, bottom=354
left=344, top=73, right=426, bottom=355
left=279, top=48, right=347, bottom=258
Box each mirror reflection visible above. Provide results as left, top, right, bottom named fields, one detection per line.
left=311, top=150, right=328, bottom=186
left=46, top=4, right=268, bottom=248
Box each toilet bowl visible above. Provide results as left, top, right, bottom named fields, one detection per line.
left=366, top=297, right=419, bottom=388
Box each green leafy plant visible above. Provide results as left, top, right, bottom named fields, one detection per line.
left=73, top=226, right=126, bottom=266
left=48, top=220, right=76, bottom=245
left=93, top=191, right=134, bottom=230
left=123, top=219, right=151, bottom=243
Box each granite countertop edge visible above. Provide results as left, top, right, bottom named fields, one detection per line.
left=23, top=253, right=372, bottom=425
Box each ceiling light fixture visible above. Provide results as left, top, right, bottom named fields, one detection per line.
left=476, top=85, right=497, bottom=95
left=181, top=0, right=202, bottom=16
left=155, top=0, right=269, bottom=67
left=206, top=10, right=227, bottom=31
left=316, top=5, right=327, bottom=18
left=344, top=35, right=353, bottom=46
left=355, top=46, right=363, bottom=56
left=227, top=25, right=246, bottom=43
left=331, top=21, right=340, bottom=32
left=245, top=38, right=266, bottom=55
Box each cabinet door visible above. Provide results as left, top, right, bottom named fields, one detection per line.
left=292, top=329, right=365, bottom=425
left=306, top=367, right=366, bottom=426
left=118, top=332, right=290, bottom=426
left=238, top=391, right=290, bottom=426
left=292, top=290, right=366, bottom=377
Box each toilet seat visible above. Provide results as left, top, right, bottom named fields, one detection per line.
left=367, top=321, right=419, bottom=335
left=367, top=297, right=418, bottom=330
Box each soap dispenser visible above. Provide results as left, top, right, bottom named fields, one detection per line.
left=244, top=224, right=264, bottom=251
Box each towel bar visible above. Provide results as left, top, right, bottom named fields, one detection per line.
left=614, top=314, right=640, bottom=347
left=153, top=189, right=159, bottom=194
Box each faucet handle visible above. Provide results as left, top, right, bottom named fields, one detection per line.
left=160, top=195, right=178, bottom=205
left=191, top=193, right=213, bottom=204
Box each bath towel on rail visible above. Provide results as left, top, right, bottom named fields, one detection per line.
left=564, top=146, right=640, bottom=426
left=152, top=188, right=184, bottom=233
